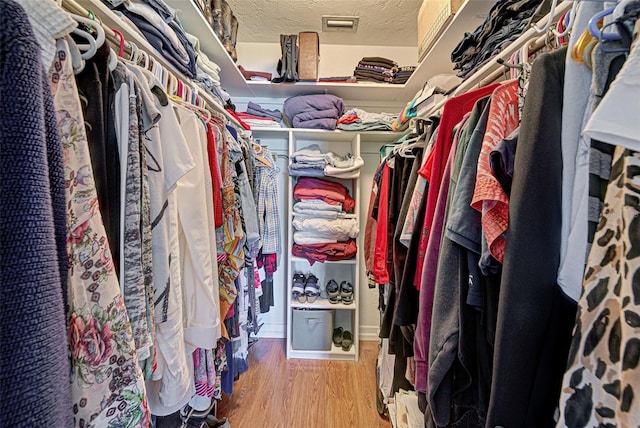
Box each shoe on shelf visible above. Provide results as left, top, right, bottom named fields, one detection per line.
left=326, top=279, right=340, bottom=304
left=340, top=281, right=354, bottom=305
left=341, top=330, right=353, bottom=351
left=292, top=272, right=306, bottom=303
left=333, top=327, right=344, bottom=347
left=304, top=273, right=320, bottom=303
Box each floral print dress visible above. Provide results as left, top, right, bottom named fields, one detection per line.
left=50, top=39, right=150, bottom=428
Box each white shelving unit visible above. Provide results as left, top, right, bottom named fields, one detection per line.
left=286, top=131, right=361, bottom=361
left=163, top=0, right=496, bottom=102
left=248, top=127, right=401, bottom=355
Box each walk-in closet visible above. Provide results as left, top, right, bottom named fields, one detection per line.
left=2, top=0, right=639, bottom=427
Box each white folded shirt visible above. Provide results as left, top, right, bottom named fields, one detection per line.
left=293, top=232, right=338, bottom=245
left=294, top=200, right=344, bottom=212
left=292, top=217, right=359, bottom=241
left=293, top=209, right=345, bottom=219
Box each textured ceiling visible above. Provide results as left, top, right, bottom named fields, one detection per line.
left=226, top=0, right=423, bottom=46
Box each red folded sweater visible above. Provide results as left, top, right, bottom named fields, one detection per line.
left=294, top=177, right=355, bottom=212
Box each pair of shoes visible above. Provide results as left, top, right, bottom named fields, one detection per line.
left=326, top=279, right=340, bottom=303
left=327, top=280, right=353, bottom=305
left=291, top=272, right=320, bottom=303
left=332, top=327, right=354, bottom=351
left=180, top=401, right=217, bottom=428
left=206, top=415, right=230, bottom=428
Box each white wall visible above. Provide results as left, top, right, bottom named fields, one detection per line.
left=358, top=142, right=387, bottom=341
left=237, top=42, right=418, bottom=79
left=253, top=136, right=289, bottom=339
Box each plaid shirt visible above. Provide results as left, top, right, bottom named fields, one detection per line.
left=253, top=145, right=281, bottom=256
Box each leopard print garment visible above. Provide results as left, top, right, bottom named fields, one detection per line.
left=557, top=146, right=640, bottom=427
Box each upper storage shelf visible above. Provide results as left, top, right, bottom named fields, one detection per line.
left=167, top=0, right=495, bottom=102
left=165, top=0, right=254, bottom=97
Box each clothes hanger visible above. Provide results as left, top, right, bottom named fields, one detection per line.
left=166, top=73, right=176, bottom=96
left=128, top=41, right=139, bottom=63
left=68, top=13, right=106, bottom=49
left=599, top=17, right=634, bottom=54
left=73, top=27, right=97, bottom=60
left=184, top=84, right=193, bottom=104
left=588, top=6, right=621, bottom=40
left=532, top=0, right=559, bottom=33
left=108, top=47, right=118, bottom=71
left=572, top=24, right=596, bottom=62
left=497, top=58, right=523, bottom=70
left=65, top=34, right=85, bottom=74
left=111, top=28, right=126, bottom=57
left=138, top=49, right=150, bottom=70
left=168, top=88, right=213, bottom=123
left=554, top=1, right=578, bottom=39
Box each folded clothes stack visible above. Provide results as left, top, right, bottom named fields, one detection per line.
left=289, top=144, right=364, bottom=178
left=184, top=33, right=234, bottom=107
left=292, top=217, right=359, bottom=244
left=353, top=57, right=416, bottom=84
left=289, top=144, right=327, bottom=177
left=283, top=94, right=346, bottom=130
left=247, top=102, right=282, bottom=122
left=186, top=33, right=221, bottom=81
left=392, top=66, right=416, bottom=84
left=198, top=72, right=233, bottom=108
left=354, top=57, right=397, bottom=83
left=110, top=0, right=197, bottom=78
left=451, top=0, right=546, bottom=78
left=235, top=112, right=281, bottom=128
left=292, top=177, right=358, bottom=263
left=294, top=177, right=355, bottom=212
left=337, top=108, right=398, bottom=132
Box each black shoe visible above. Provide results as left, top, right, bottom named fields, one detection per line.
left=333, top=327, right=344, bottom=347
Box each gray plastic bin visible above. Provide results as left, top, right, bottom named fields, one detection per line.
left=292, top=309, right=334, bottom=351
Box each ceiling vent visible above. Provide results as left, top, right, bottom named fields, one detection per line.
left=322, top=15, right=359, bottom=32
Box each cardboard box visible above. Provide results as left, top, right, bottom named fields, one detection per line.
left=298, top=31, right=320, bottom=81
left=418, top=0, right=465, bottom=62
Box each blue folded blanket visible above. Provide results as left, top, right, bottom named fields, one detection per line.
left=283, top=94, right=345, bottom=130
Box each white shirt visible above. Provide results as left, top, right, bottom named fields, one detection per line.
left=175, top=105, right=222, bottom=349
left=584, top=33, right=640, bottom=151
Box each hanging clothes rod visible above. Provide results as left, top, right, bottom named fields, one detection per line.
left=416, top=0, right=572, bottom=119
left=61, top=0, right=244, bottom=129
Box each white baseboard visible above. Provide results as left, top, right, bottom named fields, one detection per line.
left=256, top=322, right=286, bottom=338
left=359, top=325, right=381, bottom=341
left=256, top=322, right=380, bottom=341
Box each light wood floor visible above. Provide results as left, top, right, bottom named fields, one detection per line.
left=217, top=339, right=390, bottom=428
